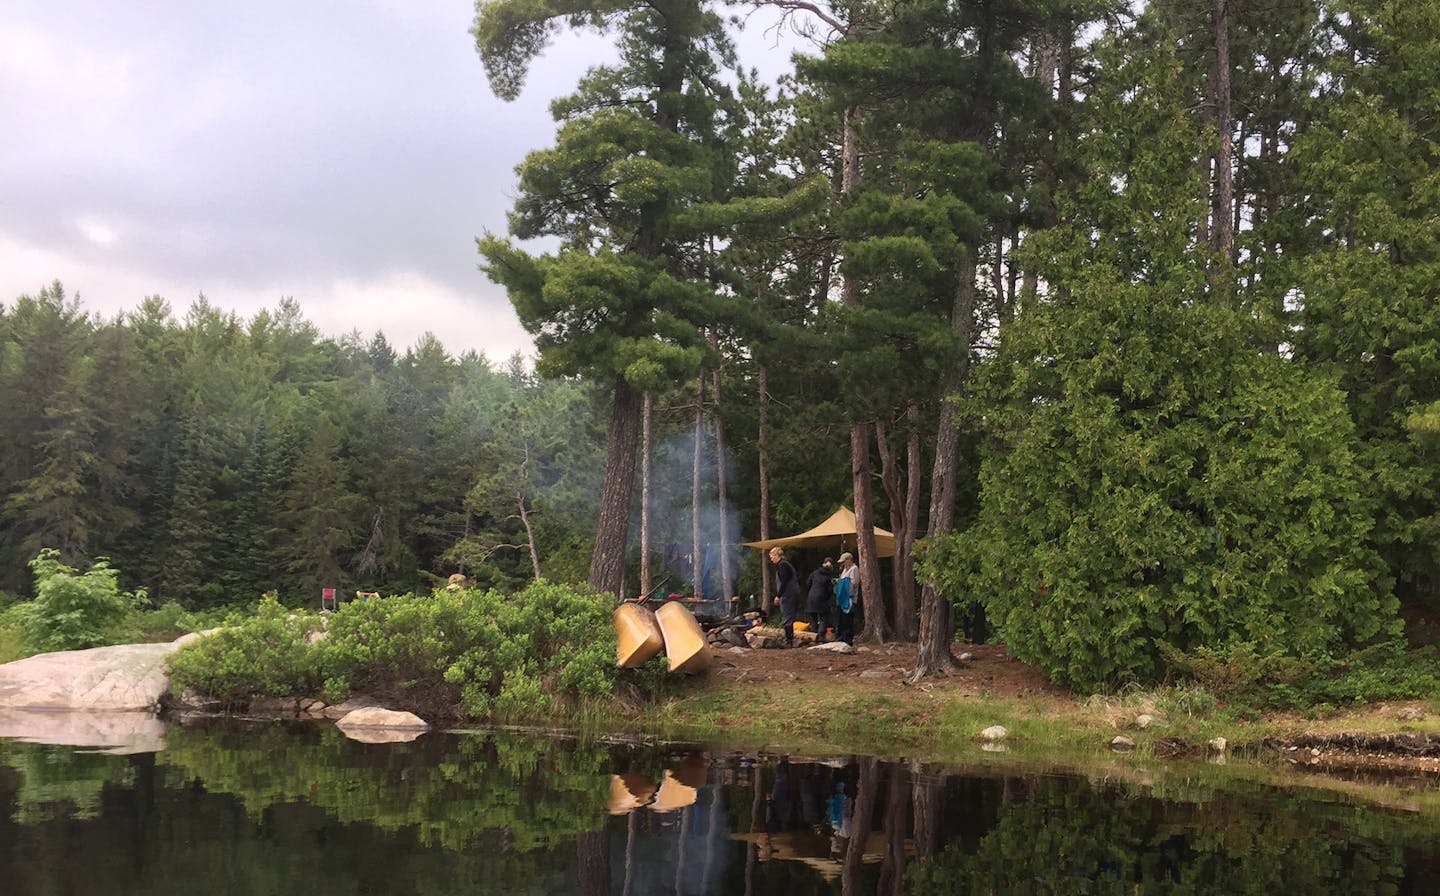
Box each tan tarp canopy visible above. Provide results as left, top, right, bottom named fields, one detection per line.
left=743, top=506, right=896, bottom=559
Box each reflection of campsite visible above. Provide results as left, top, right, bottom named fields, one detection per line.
left=603, top=752, right=914, bottom=892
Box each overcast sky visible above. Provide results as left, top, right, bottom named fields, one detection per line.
left=0, top=1, right=802, bottom=361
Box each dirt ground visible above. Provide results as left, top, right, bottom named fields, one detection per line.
left=709, top=638, right=1065, bottom=700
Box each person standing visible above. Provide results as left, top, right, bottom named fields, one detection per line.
left=805, top=557, right=835, bottom=640
left=835, top=551, right=860, bottom=645
left=770, top=547, right=802, bottom=646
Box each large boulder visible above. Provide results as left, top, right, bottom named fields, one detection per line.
left=0, top=637, right=194, bottom=711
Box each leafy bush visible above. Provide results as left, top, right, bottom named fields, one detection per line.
left=174, top=581, right=652, bottom=720
left=321, top=580, right=625, bottom=719
left=1246, top=642, right=1440, bottom=710
left=166, top=595, right=323, bottom=701
left=16, top=549, right=147, bottom=652
left=0, top=604, right=29, bottom=663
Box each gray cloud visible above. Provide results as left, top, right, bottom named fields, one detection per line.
left=0, top=0, right=798, bottom=359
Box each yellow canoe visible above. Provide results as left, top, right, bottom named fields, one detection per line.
left=655, top=601, right=712, bottom=673
left=613, top=602, right=664, bottom=668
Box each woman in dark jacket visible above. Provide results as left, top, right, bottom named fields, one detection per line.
left=770, top=547, right=802, bottom=646
left=805, top=557, right=835, bottom=641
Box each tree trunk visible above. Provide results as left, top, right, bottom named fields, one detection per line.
left=713, top=368, right=733, bottom=604
left=518, top=491, right=542, bottom=580
left=1209, top=0, right=1234, bottom=302
left=640, top=391, right=653, bottom=593
left=758, top=365, right=772, bottom=608
left=839, top=104, right=888, bottom=643
left=876, top=762, right=910, bottom=896
left=588, top=377, right=641, bottom=595
left=877, top=416, right=918, bottom=640
left=903, top=404, right=922, bottom=633
left=841, top=758, right=879, bottom=896
left=692, top=372, right=705, bottom=596
left=576, top=829, right=610, bottom=896
left=853, top=421, right=888, bottom=643
left=909, top=758, right=942, bottom=863
left=911, top=249, right=978, bottom=679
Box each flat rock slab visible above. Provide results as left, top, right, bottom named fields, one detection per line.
left=0, top=640, right=187, bottom=712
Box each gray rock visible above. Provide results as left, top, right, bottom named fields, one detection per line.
left=335, top=707, right=429, bottom=731
left=1136, top=713, right=1155, bottom=729
left=813, top=641, right=856, bottom=654
left=858, top=668, right=891, bottom=679
left=322, top=695, right=383, bottom=720
left=980, top=725, right=1008, bottom=741
left=0, top=640, right=189, bottom=712
left=1207, top=736, right=1227, bottom=752
left=1110, top=735, right=1137, bottom=751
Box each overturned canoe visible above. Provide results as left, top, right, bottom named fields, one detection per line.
left=613, top=602, right=664, bottom=668
left=655, top=601, right=712, bottom=674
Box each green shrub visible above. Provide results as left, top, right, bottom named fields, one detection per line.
left=171, top=581, right=664, bottom=720
left=17, top=549, right=146, bottom=652
left=166, top=595, right=323, bottom=702
left=0, top=604, right=30, bottom=663
left=1245, top=642, right=1440, bottom=710
left=321, top=581, right=634, bottom=719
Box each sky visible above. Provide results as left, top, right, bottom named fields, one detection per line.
left=0, top=1, right=804, bottom=361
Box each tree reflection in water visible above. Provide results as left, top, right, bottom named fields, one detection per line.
left=0, top=723, right=1438, bottom=894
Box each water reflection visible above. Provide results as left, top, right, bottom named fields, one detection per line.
left=0, top=721, right=1437, bottom=895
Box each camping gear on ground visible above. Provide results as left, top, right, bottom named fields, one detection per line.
left=613, top=602, right=665, bottom=668
left=655, top=601, right=713, bottom=673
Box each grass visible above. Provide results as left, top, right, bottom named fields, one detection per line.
left=576, top=671, right=1440, bottom=775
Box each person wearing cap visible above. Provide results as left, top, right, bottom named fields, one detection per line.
left=834, top=552, right=859, bottom=645
left=805, top=557, right=835, bottom=641
left=769, top=547, right=802, bottom=646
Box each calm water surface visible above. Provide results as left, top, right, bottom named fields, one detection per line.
left=1, top=719, right=1437, bottom=895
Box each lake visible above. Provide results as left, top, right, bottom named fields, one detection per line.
left=1, top=718, right=1437, bottom=894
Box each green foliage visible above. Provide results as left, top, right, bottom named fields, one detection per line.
left=17, top=548, right=146, bottom=652
left=0, top=603, right=29, bottom=663
left=165, top=595, right=323, bottom=701
left=173, top=582, right=650, bottom=721
left=112, top=600, right=231, bottom=644
left=1158, top=637, right=1440, bottom=710
left=930, top=280, right=1397, bottom=691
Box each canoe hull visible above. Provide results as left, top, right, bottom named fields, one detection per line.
left=613, top=603, right=664, bottom=668
left=655, top=601, right=712, bottom=674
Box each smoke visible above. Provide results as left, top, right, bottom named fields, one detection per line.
left=635, top=427, right=747, bottom=601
